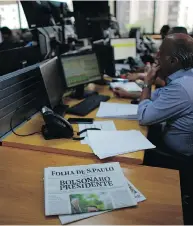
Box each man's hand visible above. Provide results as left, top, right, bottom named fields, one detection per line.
left=113, top=87, right=141, bottom=99
left=127, top=73, right=141, bottom=81
left=127, top=73, right=145, bottom=81
left=113, top=87, right=130, bottom=98
left=145, top=64, right=161, bottom=85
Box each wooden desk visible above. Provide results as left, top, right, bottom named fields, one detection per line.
left=0, top=146, right=183, bottom=224
left=2, top=84, right=147, bottom=164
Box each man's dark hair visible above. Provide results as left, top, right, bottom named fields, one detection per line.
left=160, top=25, right=170, bottom=39
left=167, top=34, right=193, bottom=70
left=0, top=27, right=12, bottom=36
left=160, top=25, right=170, bottom=34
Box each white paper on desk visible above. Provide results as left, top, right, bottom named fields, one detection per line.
left=110, top=82, right=142, bottom=92
left=115, top=63, right=131, bottom=71
left=96, top=102, right=138, bottom=119
left=59, top=177, right=146, bottom=224
left=78, top=121, right=116, bottom=144
left=87, top=130, right=155, bottom=159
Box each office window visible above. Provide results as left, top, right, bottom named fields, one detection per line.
left=0, top=3, right=19, bottom=29
left=18, top=1, right=28, bottom=28
left=154, top=0, right=193, bottom=33
left=116, top=0, right=154, bottom=35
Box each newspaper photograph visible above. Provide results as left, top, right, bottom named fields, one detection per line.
left=44, top=162, right=137, bottom=216
left=59, top=177, right=146, bottom=224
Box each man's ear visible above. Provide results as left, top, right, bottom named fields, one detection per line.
left=170, top=56, right=178, bottom=64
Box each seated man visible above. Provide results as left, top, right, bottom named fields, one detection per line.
left=138, top=33, right=193, bottom=155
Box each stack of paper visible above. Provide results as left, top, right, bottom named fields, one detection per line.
left=110, top=82, right=142, bottom=92
left=59, top=177, right=146, bottom=224
left=78, top=121, right=116, bottom=144
left=96, top=102, right=138, bottom=120
left=87, top=130, right=155, bottom=159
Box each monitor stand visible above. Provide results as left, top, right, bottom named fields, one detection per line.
left=53, top=104, right=69, bottom=116
left=70, top=85, right=98, bottom=100
left=94, top=78, right=110, bottom=86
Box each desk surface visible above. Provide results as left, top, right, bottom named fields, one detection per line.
left=2, top=84, right=147, bottom=164
left=0, top=146, right=183, bottom=225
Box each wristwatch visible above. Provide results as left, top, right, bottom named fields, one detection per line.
left=143, top=83, right=151, bottom=89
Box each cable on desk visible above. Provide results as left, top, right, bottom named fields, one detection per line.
left=10, top=106, right=41, bottom=137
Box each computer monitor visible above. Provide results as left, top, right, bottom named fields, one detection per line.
left=60, top=52, right=101, bottom=98
left=93, top=43, right=115, bottom=77
left=21, top=1, right=53, bottom=28
left=40, top=57, right=67, bottom=114
left=0, top=46, right=42, bottom=76
left=73, top=1, right=109, bottom=40
left=73, top=1, right=109, bottom=18
left=110, top=38, right=136, bottom=61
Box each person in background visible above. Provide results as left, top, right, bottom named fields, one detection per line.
left=138, top=33, right=193, bottom=155
left=0, top=27, right=22, bottom=51
left=160, top=25, right=170, bottom=40
left=168, top=26, right=188, bottom=35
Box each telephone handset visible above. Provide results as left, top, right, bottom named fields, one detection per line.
left=41, top=107, right=100, bottom=140
left=41, top=106, right=74, bottom=140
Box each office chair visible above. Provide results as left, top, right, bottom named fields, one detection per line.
left=144, top=146, right=193, bottom=225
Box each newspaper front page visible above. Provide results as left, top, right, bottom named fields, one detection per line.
left=44, top=162, right=137, bottom=216
left=59, top=177, right=146, bottom=224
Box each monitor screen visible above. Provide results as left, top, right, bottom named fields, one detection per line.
left=110, top=38, right=136, bottom=60
left=60, top=53, right=101, bottom=88
left=40, top=57, right=65, bottom=109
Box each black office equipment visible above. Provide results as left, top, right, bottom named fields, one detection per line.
left=0, top=64, right=48, bottom=138
left=60, top=52, right=101, bottom=99
left=93, top=43, right=115, bottom=77
left=66, top=94, right=110, bottom=116
left=41, top=106, right=74, bottom=140
left=73, top=1, right=109, bottom=18
left=73, top=1, right=109, bottom=40
left=0, top=46, right=42, bottom=76
left=40, top=57, right=67, bottom=116
left=21, top=1, right=53, bottom=28
left=41, top=106, right=101, bottom=139
left=68, top=118, right=93, bottom=124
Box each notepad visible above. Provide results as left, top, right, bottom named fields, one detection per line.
left=96, top=102, right=138, bottom=119
left=87, top=130, right=155, bottom=159
left=110, top=82, right=142, bottom=92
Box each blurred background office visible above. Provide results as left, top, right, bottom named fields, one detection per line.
left=0, top=0, right=193, bottom=77
left=0, top=0, right=192, bottom=47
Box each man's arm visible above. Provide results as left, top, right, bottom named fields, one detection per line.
left=138, top=83, right=190, bottom=125
left=140, top=64, right=161, bottom=101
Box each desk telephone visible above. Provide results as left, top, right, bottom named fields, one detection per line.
left=41, top=107, right=100, bottom=140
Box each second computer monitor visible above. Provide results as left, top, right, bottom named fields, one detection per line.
left=110, top=38, right=136, bottom=61
left=40, top=57, right=65, bottom=109
left=60, top=52, right=101, bottom=98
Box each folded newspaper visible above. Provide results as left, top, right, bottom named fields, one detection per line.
left=59, top=177, right=146, bottom=224
left=44, top=162, right=137, bottom=216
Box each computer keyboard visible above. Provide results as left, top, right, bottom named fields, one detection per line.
left=66, top=94, right=110, bottom=116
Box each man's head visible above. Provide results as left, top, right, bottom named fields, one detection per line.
left=0, top=27, right=12, bottom=41
left=157, top=33, right=193, bottom=78
left=160, top=25, right=170, bottom=40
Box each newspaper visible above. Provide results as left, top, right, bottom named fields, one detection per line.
left=59, top=177, right=146, bottom=224
left=44, top=162, right=137, bottom=216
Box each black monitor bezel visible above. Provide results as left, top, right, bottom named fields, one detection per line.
left=59, top=51, right=102, bottom=89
